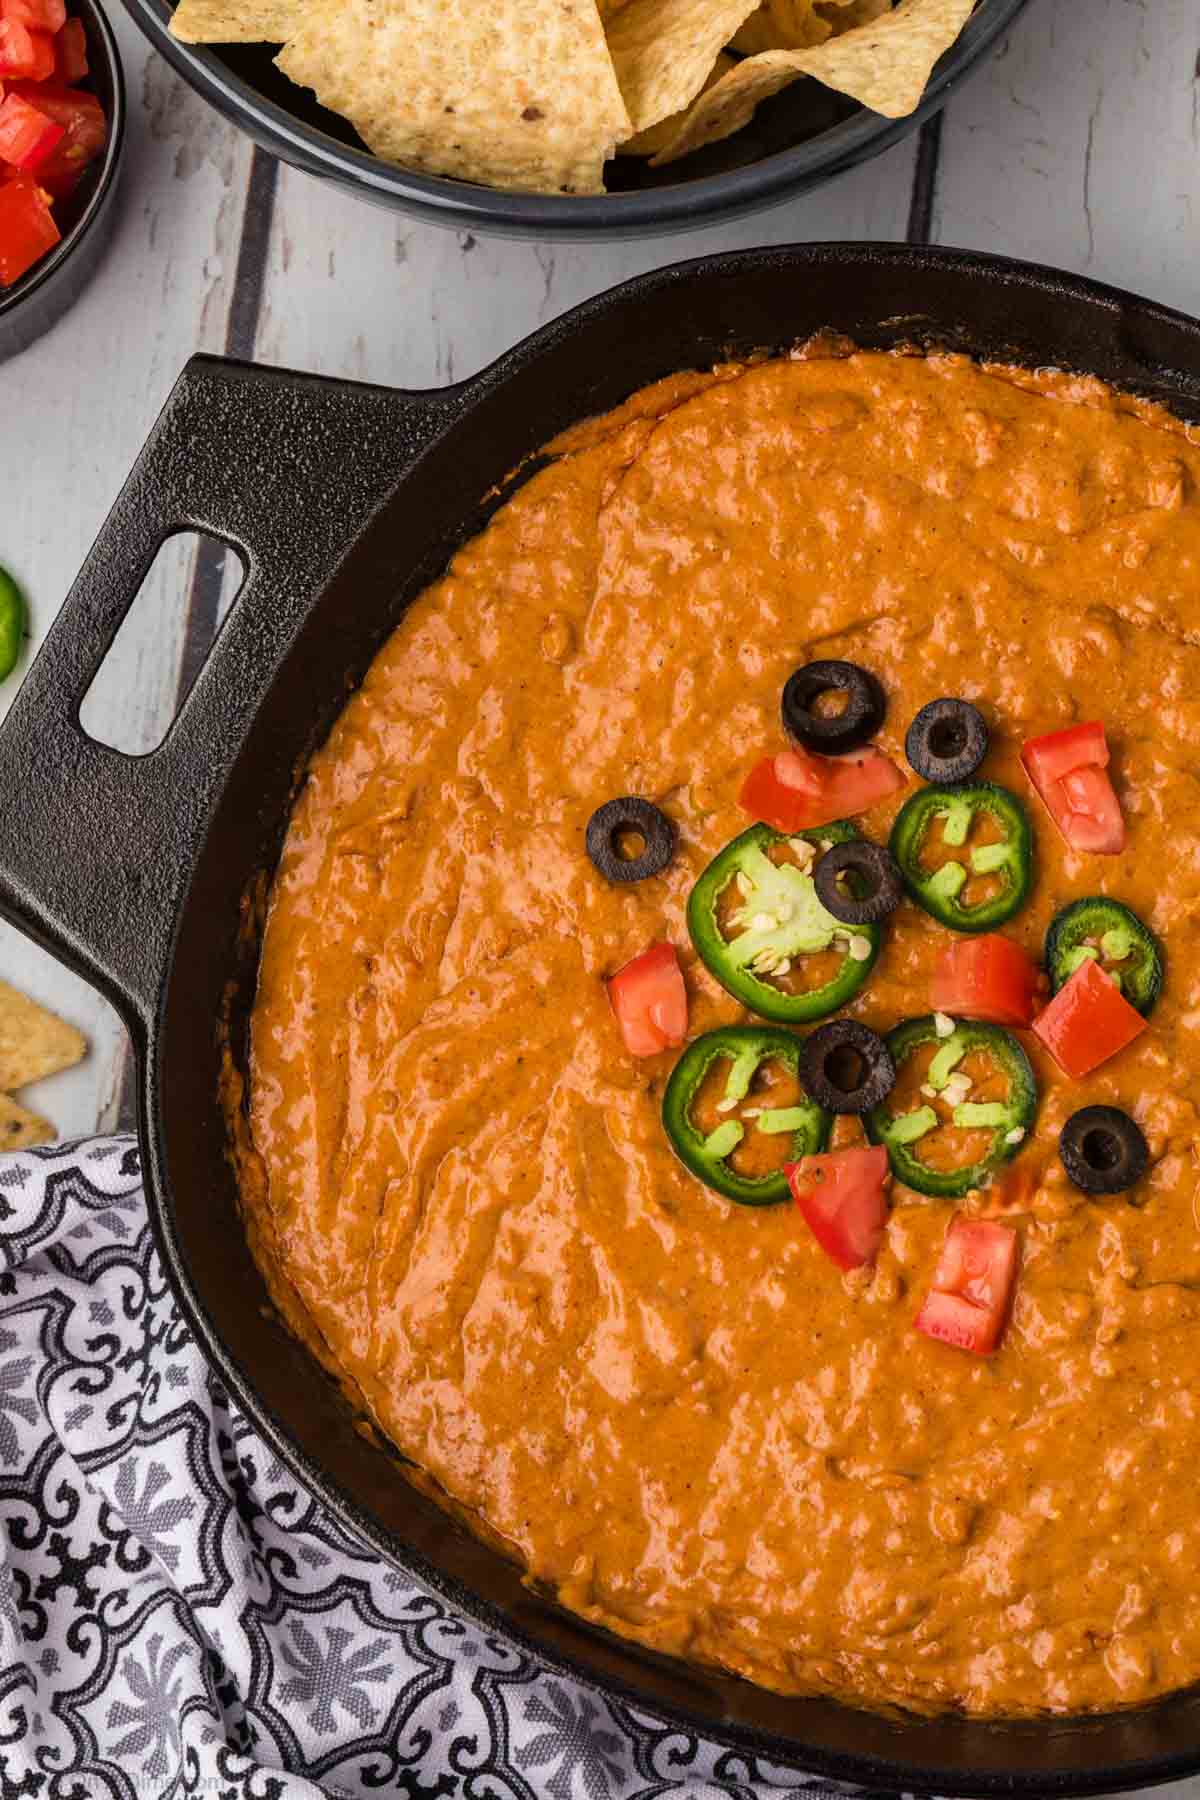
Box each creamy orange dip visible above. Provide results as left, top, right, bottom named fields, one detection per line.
left=239, top=349, right=1200, bottom=1718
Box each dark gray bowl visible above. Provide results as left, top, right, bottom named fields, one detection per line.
left=120, top=0, right=1028, bottom=239
left=0, top=0, right=126, bottom=363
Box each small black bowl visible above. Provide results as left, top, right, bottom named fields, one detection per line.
left=0, top=0, right=125, bottom=363
left=120, top=0, right=1029, bottom=240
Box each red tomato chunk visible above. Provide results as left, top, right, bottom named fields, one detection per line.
left=930, top=933, right=1038, bottom=1029
left=1032, top=957, right=1147, bottom=1080
left=9, top=83, right=105, bottom=196
left=786, top=1146, right=890, bottom=1271
left=0, top=90, right=64, bottom=171
left=739, top=745, right=905, bottom=833
left=0, top=170, right=57, bottom=283
left=915, top=1217, right=1018, bottom=1355
left=1, top=0, right=67, bottom=31
left=53, top=14, right=86, bottom=81
left=1022, top=721, right=1125, bottom=855
left=607, top=942, right=688, bottom=1059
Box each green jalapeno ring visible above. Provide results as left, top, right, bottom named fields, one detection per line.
left=0, top=567, right=27, bottom=685
left=686, top=821, right=882, bottom=1025
left=1045, top=897, right=1163, bottom=1017
left=662, top=1026, right=832, bottom=1207
left=865, top=1015, right=1038, bottom=1200
left=889, top=780, right=1033, bottom=934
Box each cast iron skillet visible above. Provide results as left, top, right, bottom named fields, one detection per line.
left=3, top=244, right=1200, bottom=1793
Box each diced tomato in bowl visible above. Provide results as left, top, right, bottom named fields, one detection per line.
left=0, top=4, right=108, bottom=291
left=930, top=933, right=1039, bottom=1029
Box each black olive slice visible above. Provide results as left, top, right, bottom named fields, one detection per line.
left=781, top=660, right=886, bottom=756
left=1059, top=1105, right=1149, bottom=1196
left=586, top=797, right=676, bottom=884
left=800, top=1019, right=896, bottom=1115
left=814, top=840, right=903, bottom=926
left=905, top=698, right=989, bottom=785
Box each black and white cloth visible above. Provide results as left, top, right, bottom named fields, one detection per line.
left=0, top=1135, right=891, bottom=1800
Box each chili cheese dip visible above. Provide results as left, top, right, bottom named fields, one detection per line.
left=239, top=348, right=1200, bottom=1718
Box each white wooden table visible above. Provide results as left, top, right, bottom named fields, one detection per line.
left=2, top=0, right=1197, bottom=1157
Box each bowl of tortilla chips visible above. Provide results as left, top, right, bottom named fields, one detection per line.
left=124, top=0, right=1029, bottom=234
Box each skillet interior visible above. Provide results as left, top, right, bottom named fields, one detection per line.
left=150, top=245, right=1200, bottom=1793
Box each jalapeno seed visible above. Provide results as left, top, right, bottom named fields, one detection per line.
left=586, top=797, right=676, bottom=884
left=781, top=659, right=886, bottom=756
left=1059, top=1105, right=1148, bottom=1196
left=800, top=1019, right=896, bottom=1115
left=0, top=566, right=27, bottom=684
left=813, top=839, right=903, bottom=926
left=906, top=698, right=989, bottom=785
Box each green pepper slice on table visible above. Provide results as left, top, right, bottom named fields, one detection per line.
left=889, top=780, right=1033, bottom=933
left=687, top=822, right=882, bottom=1024
left=1045, top=897, right=1163, bottom=1017
left=662, top=1026, right=831, bottom=1205
left=866, top=1016, right=1038, bottom=1199
left=0, top=566, right=26, bottom=684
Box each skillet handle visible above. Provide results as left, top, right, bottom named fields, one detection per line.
left=0, top=353, right=459, bottom=1035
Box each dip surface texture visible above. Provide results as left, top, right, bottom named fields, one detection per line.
left=244, top=351, right=1200, bottom=1718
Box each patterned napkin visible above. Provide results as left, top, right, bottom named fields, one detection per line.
left=0, top=1135, right=888, bottom=1800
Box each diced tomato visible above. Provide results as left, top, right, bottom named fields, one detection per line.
left=786, top=1146, right=890, bottom=1271
left=52, top=14, right=85, bottom=81
left=0, top=91, right=63, bottom=172
left=914, top=1216, right=1018, bottom=1355
left=0, top=169, right=57, bottom=284
left=1022, top=721, right=1125, bottom=855
left=10, top=82, right=104, bottom=195
left=1, top=0, right=67, bottom=32
left=930, top=933, right=1039, bottom=1029
left=1031, top=957, right=1147, bottom=1080
left=0, top=18, right=52, bottom=78
left=739, top=745, right=905, bottom=833
left=607, top=942, right=688, bottom=1059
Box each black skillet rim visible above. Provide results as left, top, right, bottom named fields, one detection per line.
left=136, top=245, right=1200, bottom=1797
left=117, top=0, right=1030, bottom=237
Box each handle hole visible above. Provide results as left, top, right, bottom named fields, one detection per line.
left=79, top=532, right=245, bottom=755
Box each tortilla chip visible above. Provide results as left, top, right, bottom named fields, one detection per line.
left=277, top=0, right=630, bottom=195
left=620, top=51, right=735, bottom=155
left=0, top=1092, right=54, bottom=1152
left=604, top=0, right=760, bottom=133
left=731, top=0, right=831, bottom=55
left=650, top=0, right=975, bottom=161
left=0, top=982, right=86, bottom=1093
left=170, top=0, right=309, bottom=43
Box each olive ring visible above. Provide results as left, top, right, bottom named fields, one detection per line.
left=1059, top=1105, right=1149, bottom=1196
left=814, top=840, right=903, bottom=926
left=782, top=660, right=886, bottom=756
left=800, top=1019, right=896, bottom=1115
left=906, top=697, right=989, bottom=785
left=586, top=797, right=676, bottom=884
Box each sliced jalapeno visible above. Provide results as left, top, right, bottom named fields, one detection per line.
left=687, top=822, right=881, bottom=1024
left=0, top=566, right=26, bottom=684
left=866, top=1016, right=1038, bottom=1199
left=1045, top=897, right=1163, bottom=1017
left=662, top=1026, right=831, bottom=1206
left=889, top=781, right=1033, bottom=933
